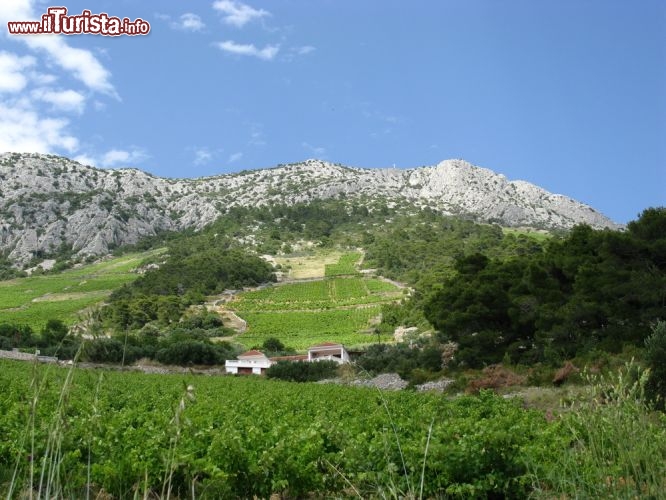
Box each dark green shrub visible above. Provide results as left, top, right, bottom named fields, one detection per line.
left=266, top=360, right=339, bottom=382
left=180, top=312, right=224, bottom=330
left=645, top=320, right=666, bottom=409
left=156, top=340, right=233, bottom=365
left=356, top=343, right=443, bottom=380
left=83, top=338, right=125, bottom=363
left=0, top=323, right=35, bottom=348
left=40, top=319, right=69, bottom=346
left=262, top=337, right=285, bottom=353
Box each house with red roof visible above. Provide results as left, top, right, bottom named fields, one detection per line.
left=225, top=349, right=272, bottom=375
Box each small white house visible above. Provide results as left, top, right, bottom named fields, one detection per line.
left=307, top=342, right=350, bottom=364
left=225, top=350, right=273, bottom=375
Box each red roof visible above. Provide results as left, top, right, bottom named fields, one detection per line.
left=238, top=350, right=266, bottom=358
left=310, top=342, right=341, bottom=348
left=269, top=354, right=308, bottom=362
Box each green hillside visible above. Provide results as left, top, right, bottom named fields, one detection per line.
left=0, top=250, right=162, bottom=330
left=229, top=253, right=404, bottom=349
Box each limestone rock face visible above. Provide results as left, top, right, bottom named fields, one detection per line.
left=0, top=153, right=620, bottom=266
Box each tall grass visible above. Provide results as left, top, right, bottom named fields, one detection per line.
left=4, top=353, right=195, bottom=499
left=6, top=347, right=82, bottom=499
left=162, top=383, right=195, bottom=500
left=528, top=360, right=666, bottom=499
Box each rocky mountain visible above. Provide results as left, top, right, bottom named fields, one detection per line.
left=0, top=152, right=620, bottom=266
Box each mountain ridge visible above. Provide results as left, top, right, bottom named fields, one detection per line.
left=0, top=152, right=620, bottom=266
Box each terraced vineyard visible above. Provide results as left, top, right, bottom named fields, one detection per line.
left=235, top=277, right=400, bottom=311
left=0, top=250, right=162, bottom=330
left=230, top=253, right=403, bottom=349
left=236, top=308, right=384, bottom=349
left=324, top=251, right=362, bottom=276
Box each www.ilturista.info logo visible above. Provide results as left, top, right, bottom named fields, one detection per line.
left=7, top=6, right=150, bottom=36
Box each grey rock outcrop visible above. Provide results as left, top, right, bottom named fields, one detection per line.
left=0, top=153, right=621, bottom=266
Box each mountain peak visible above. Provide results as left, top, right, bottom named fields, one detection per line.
left=0, top=152, right=620, bottom=265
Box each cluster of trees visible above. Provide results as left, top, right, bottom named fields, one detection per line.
left=364, top=209, right=547, bottom=285
left=84, top=311, right=238, bottom=365
left=423, top=208, right=666, bottom=367
left=104, top=234, right=274, bottom=331
left=362, top=212, right=551, bottom=335
left=0, top=312, right=238, bottom=366
left=0, top=319, right=79, bottom=359
left=356, top=341, right=444, bottom=382
left=101, top=199, right=424, bottom=337
left=266, top=360, right=339, bottom=382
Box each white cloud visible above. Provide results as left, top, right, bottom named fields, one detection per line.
left=0, top=0, right=31, bottom=24
left=301, top=142, right=326, bottom=157
left=194, top=148, right=213, bottom=165
left=100, top=149, right=148, bottom=167
left=73, top=148, right=148, bottom=167
left=176, top=13, right=205, bottom=32
left=32, top=88, right=86, bottom=113
left=0, top=1, right=128, bottom=159
left=72, top=154, right=96, bottom=166
left=159, top=12, right=206, bottom=32
left=216, top=40, right=279, bottom=60
left=28, top=71, right=57, bottom=86
left=248, top=123, right=266, bottom=147
left=0, top=51, right=35, bottom=93
left=212, top=0, right=269, bottom=28
left=295, top=46, right=315, bottom=55
left=0, top=54, right=85, bottom=154
left=0, top=100, right=78, bottom=153
left=0, top=1, right=116, bottom=97
left=25, top=37, right=117, bottom=97
left=228, top=152, right=243, bottom=163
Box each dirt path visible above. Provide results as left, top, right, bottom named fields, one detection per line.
left=205, top=300, right=247, bottom=333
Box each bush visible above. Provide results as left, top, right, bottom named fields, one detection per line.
left=645, top=320, right=666, bottom=409
left=180, top=312, right=224, bottom=330
left=466, top=364, right=526, bottom=393
left=262, top=337, right=285, bottom=353
left=156, top=340, right=233, bottom=365
left=40, top=319, right=69, bottom=346
left=40, top=339, right=81, bottom=360
left=0, top=323, right=35, bottom=348
left=266, top=360, right=339, bottom=382
left=356, top=343, right=443, bottom=380
left=83, top=338, right=125, bottom=363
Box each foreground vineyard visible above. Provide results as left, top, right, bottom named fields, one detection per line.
left=0, top=360, right=549, bottom=498
left=1, top=360, right=664, bottom=499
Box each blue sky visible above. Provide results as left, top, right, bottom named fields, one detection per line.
left=0, top=0, right=664, bottom=223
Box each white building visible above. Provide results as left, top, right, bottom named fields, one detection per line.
left=225, top=350, right=273, bottom=375
left=225, top=343, right=351, bottom=375
left=307, top=342, right=350, bottom=364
